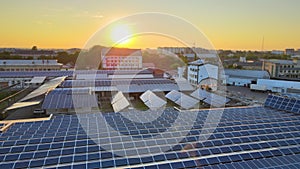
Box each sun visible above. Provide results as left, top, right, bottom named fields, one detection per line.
left=110, top=24, right=132, bottom=47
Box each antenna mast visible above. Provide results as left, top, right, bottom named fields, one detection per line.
left=261, top=36, right=264, bottom=52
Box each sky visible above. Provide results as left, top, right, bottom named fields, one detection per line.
left=0, top=0, right=300, bottom=50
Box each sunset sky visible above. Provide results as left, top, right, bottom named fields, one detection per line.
left=1, top=0, right=300, bottom=50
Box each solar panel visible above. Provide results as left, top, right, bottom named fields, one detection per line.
left=111, top=92, right=130, bottom=112
left=140, top=90, right=167, bottom=110
left=20, top=76, right=67, bottom=102
left=190, top=88, right=210, bottom=100
left=166, top=90, right=198, bottom=109
left=264, top=94, right=300, bottom=114
left=165, top=90, right=181, bottom=102
left=1, top=106, right=300, bottom=168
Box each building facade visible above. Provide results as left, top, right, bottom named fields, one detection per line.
left=101, top=48, right=142, bottom=70
left=262, top=59, right=300, bottom=80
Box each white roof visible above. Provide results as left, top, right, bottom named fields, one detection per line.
left=76, top=74, right=107, bottom=80
left=92, top=86, right=118, bottom=92
left=26, top=76, right=46, bottom=84
left=257, top=79, right=300, bottom=90
left=225, top=69, right=270, bottom=79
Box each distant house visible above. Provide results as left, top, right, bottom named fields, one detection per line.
left=101, top=48, right=142, bottom=70
left=13, top=49, right=57, bottom=59
left=187, top=59, right=219, bottom=91
left=224, top=69, right=270, bottom=87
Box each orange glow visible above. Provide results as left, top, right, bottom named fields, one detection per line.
left=110, top=24, right=133, bottom=48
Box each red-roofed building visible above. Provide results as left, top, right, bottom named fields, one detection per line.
left=101, top=48, right=142, bottom=70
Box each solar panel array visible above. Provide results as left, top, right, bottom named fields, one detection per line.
left=42, top=89, right=97, bottom=109
left=264, top=94, right=300, bottom=114
left=61, top=79, right=176, bottom=88
left=165, top=90, right=198, bottom=109
left=60, top=79, right=187, bottom=93
left=190, top=89, right=231, bottom=107
left=0, top=69, right=153, bottom=78
left=1, top=106, right=300, bottom=168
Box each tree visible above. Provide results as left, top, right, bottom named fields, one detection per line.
left=32, top=46, right=38, bottom=51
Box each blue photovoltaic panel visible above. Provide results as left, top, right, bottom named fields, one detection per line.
left=264, top=94, right=300, bottom=114
left=61, top=79, right=175, bottom=88
left=42, top=89, right=97, bottom=109
left=1, top=106, right=300, bottom=168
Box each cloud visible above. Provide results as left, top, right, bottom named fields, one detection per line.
left=34, top=21, right=53, bottom=25
left=91, top=15, right=104, bottom=19
left=73, top=10, right=104, bottom=19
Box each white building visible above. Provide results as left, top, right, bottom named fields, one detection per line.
left=271, top=50, right=284, bottom=55
left=256, top=79, right=300, bottom=93
left=187, top=59, right=218, bottom=91
left=101, top=48, right=142, bottom=70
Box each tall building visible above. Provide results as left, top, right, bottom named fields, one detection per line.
left=101, top=48, right=142, bottom=70
left=262, top=59, right=300, bottom=80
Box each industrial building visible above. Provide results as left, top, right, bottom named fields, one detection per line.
left=252, top=79, right=300, bottom=93
left=0, top=60, right=62, bottom=72
left=223, top=69, right=270, bottom=87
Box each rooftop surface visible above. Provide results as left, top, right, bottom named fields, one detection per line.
left=102, top=48, right=142, bottom=57
left=0, top=100, right=300, bottom=168
left=224, top=69, right=270, bottom=79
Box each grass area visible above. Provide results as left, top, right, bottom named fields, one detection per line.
left=0, top=90, right=19, bottom=100
left=129, top=99, right=148, bottom=111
